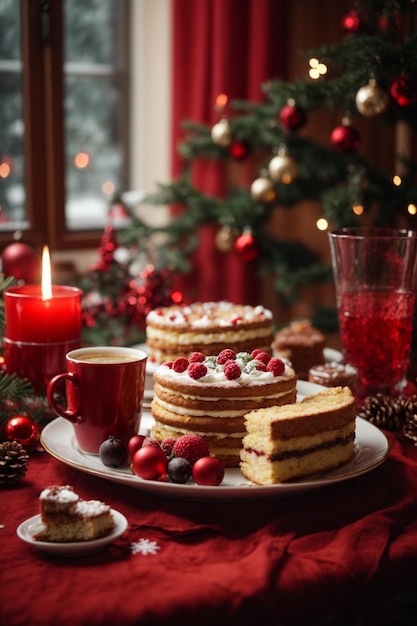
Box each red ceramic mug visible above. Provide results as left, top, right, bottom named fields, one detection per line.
left=47, top=346, right=147, bottom=454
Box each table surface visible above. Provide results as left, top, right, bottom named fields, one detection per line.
left=2, top=426, right=417, bottom=626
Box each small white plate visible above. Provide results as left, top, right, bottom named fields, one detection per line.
left=16, top=509, right=128, bottom=557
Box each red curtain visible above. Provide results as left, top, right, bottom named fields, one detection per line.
left=171, top=0, right=289, bottom=305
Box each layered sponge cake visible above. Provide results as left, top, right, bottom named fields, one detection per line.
left=146, top=301, right=274, bottom=364
left=240, top=386, right=356, bottom=483
left=36, top=485, right=114, bottom=542
left=150, top=349, right=297, bottom=467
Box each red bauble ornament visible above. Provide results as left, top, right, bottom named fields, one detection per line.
left=330, top=124, right=360, bottom=153
left=390, top=75, right=417, bottom=107
left=4, top=415, right=39, bottom=450
left=192, top=456, right=224, bottom=486
left=279, top=103, right=307, bottom=131
left=341, top=10, right=361, bottom=34
left=132, top=446, right=168, bottom=480
left=1, top=242, right=40, bottom=283
left=229, top=139, right=250, bottom=161
left=234, top=230, right=260, bottom=262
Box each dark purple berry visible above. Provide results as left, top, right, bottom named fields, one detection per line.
left=99, top=436, right=128, bottom=468
left=167, top=457, right=192, bottom=484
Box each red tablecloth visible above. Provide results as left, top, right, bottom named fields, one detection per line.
left=2, top=430, right=417, bottom=626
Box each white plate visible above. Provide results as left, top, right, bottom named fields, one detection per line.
left=41, top=381, right=389, bottom=500
left=16, top=509, right=128, bottom=556
left=323, top=347, right=343, bottom=363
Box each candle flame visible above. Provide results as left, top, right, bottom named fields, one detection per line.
left=42, top=246, right=52, bottom=300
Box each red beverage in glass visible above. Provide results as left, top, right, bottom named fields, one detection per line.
left=339, top=289, right=415, bottom=397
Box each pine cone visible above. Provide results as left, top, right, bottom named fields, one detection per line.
left=0, top=440, right=29, bottom=486
left=358, top=394, right=417, bottom=432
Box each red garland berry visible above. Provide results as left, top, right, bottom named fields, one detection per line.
left=128, top=434, right=146, bottom=457
left=192, top=457, right=225, bottom=486
left=224, top=361, right=241, bottom=380
left=168, top=457, right=192, bottom=484
left=132, top=446, right=168, bottom=480
left=161, top=437, right=177, bottom=457
left=189, top=352, right=206, bottom=363
left=172, top=357, right=189, bottom=372
left=173, top=434, right=210, bottom=466
left=188, top=362, right=208, bottom=379
left=99, top=436, right=128, bottom=468
left=217, top=349, right=236, bottom=364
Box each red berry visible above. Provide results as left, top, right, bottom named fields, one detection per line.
left=254, top=360, right=267, bottom=371
left=251, top=349, right=262, bottom=358
left=188, top=362, right=208, bottom=379
left=217, top=349, right=236, bottom=364
left=173, top=356, right=189, bottom=372
left=132, top=446, right=168, bottom=480
left=189, top=351, right=206, bottom=363
left=173, top=434, right=210, bottom=466
left=161, top=437, right=177, bottom=456
left=254, top=351, right=271, bottom=365
left=267, top=357, right=285, bottom=376
left=192, top=457, right=224, bottom=486
left=142, top=437, right=161, bottom=449
left=224, top=361, right=241, bottom=380
left=128, top=434, right=146, bottom=457
left=163, top=361, right=174, bottom=369
left=231, top=316, right=242, bottom=325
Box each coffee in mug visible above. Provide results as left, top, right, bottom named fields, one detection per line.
left=47, top=346, right=147, bottom=454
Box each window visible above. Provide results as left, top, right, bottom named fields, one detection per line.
left=0, top=0, right=130, bottom=250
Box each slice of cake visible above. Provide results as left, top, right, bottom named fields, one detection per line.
left=308, top=361, right=358, bottom=392
left=150, top=349, right=297, bottom=467
left=273, top=319, right=325, bottom=380
left=36, top=485, right=115, bottom=542
left=146, top=301, right=274, bottom=364
left=240, top=386, right=356, bottom=484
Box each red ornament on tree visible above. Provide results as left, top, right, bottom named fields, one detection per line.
left=330, top=122, right=360, bottom=153
left=341, top=10, right=362, bottom=34
left=229, top=139, right=250, bottom=161
left=390, top=75, right=417, bottom=107
left=4, top=415, right=39, bottom=451
left=234, top=229, right=260, bottom=262
left=1, top=242, right=40, bottom=283
left=279, top=102, right=307, bottom=131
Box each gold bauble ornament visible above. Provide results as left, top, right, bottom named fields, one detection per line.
left=268, top=150, right=299, bottom=184
left=211, top=118, right=232, bottom=147
left=355, top=79, right=389, bottom=117
left=250, top=175, right=277, bottom=203
left=215, top=224, right=238, bottom=253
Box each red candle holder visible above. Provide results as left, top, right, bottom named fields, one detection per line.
left=4, top=285, right=82, bottom=393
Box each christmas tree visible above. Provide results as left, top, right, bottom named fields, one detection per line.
left=122, top=0, right=417, bottom=332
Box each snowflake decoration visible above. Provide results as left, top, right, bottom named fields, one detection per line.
left=130, top=538, right=160, bottom=556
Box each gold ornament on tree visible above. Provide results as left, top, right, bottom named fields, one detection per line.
left=355, top=78, right=389, bottom=117
left=250, top=170, right=277, bottom=204
left=211, top=118, right=232, bottom=147
left=268, top=145, right=299, bottom=184
left=215, top=224, right=238, bottom=253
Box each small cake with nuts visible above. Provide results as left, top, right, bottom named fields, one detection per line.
left=146, top=301, right=274, bottom=364
left=150, top=349, right=297, bottom=467
left=36, top=485, right=115, bottom=543
left=273, top=319, right=325, bottom=380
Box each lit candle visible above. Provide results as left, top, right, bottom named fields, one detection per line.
left=4, top=246, right=82, bottom=392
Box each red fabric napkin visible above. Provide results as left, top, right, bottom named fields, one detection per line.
left=2, top=432, right=417, bottom=626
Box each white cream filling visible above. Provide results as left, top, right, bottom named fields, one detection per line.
left=154, top=421, right=245, bottom=439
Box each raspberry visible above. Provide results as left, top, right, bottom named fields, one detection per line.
left=188, top=362, right=208, bottom=379
left=251, top=349, right=262, bottom=358
left=267, top=357, right=285, bottom=376
left=217, top=349, right=236, bottom=364
left=224, top=361, right=242, bottom=380
left=172, top=356, right=189, bottom=372
left=254, top=351, right=271, bottom=365
left=163, top=361, right=174, bottom=369
left=231, top=316, right=242, bottom=325
left=173, top=434, right=210, bottom=466
left=254, top=360, right=267, bottom=371
left=142, top=437, right=161, bottom=449
left=188, top=351, right=206, bottom=363
left=161, top=437, right=177, bottom=457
